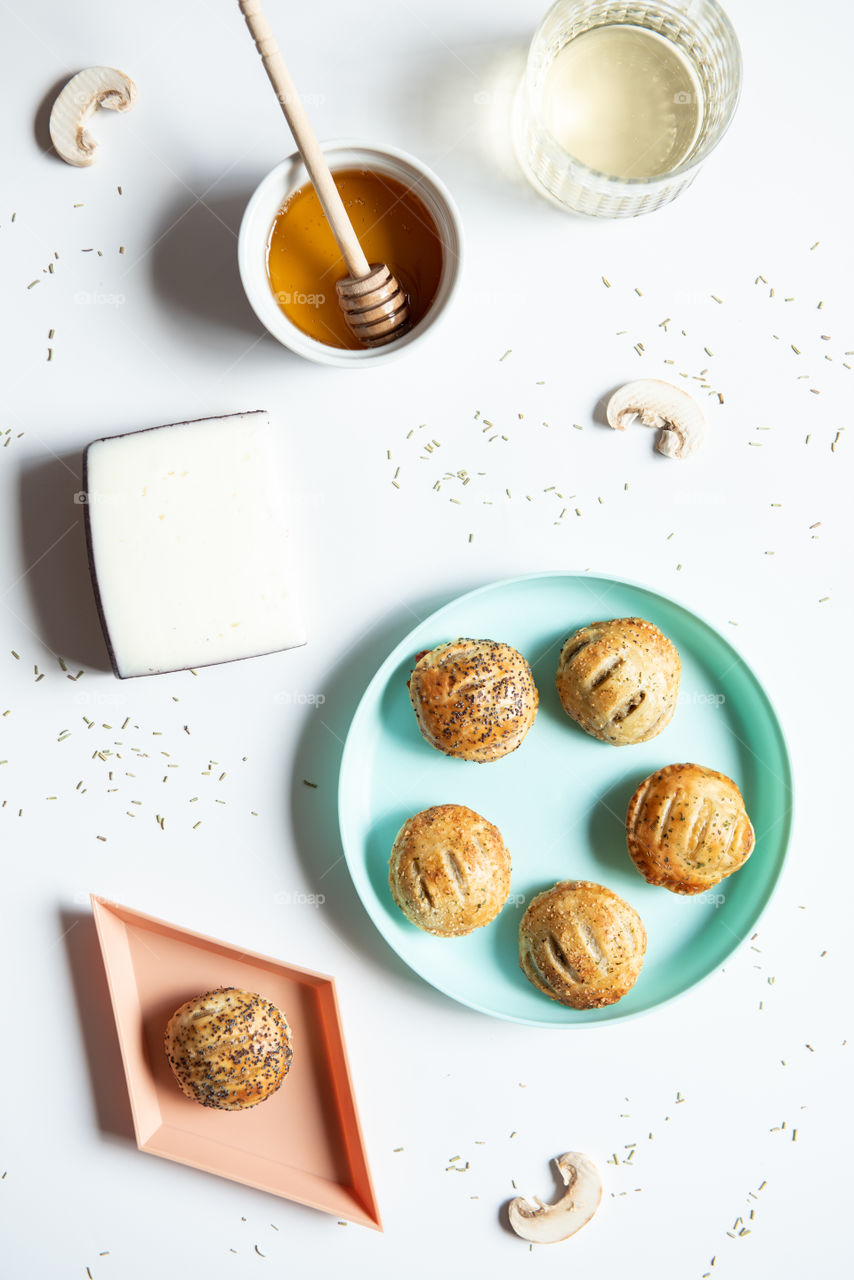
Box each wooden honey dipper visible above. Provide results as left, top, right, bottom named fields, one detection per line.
left=238, top=0, right=410, bottom=347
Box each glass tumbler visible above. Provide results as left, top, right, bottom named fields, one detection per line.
left=514, top=0, right=742, bottom=217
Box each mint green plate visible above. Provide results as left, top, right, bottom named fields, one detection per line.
left=338, top=573, right=792, bottom=1025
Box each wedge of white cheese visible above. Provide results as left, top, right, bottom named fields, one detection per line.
left=84, top=410, right=305, bottom=678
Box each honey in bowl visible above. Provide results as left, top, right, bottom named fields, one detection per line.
left=266, top=168, right=444, bottom=350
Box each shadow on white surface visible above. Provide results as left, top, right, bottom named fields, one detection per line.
left=403, top=38, right=536, bottom=204
left=149, top=188, right=276, bottom=348
left=18, top=452, right=112, bottom=672
left=32, top=72, right=76, bottom=159
left=59, top=907, right=136, bottom=1145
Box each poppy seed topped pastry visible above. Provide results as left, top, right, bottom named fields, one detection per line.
left=556, top=617, right=680, bottom=745
left=626, top=762, right=755, bottom=894
left=388, top=804, right=511, bottom=936
left=519, top=881, right=646, bottom=1009
left=408, top=638, right=538, bottom=762
left=164, top=987, right=293, bottom=1110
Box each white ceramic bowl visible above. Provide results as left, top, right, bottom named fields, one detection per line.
left=238, top=140, right=463, bottom=367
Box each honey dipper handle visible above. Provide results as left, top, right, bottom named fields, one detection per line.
left=238, top=0, right=371, bottom=279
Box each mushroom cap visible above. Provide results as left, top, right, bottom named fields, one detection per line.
left=606, top=378, right=705, bottom=459
left=508, top=1151, right=603, bottom=1243
left=49, top=66, right=137, bottom=167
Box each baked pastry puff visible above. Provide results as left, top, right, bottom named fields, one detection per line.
left=626, top=763, right=755, bottom=894
left=556, top=617, right=680, bottom=745
left=164, top=987, right=293, bottom=1110
left=519, top=880, right=646, bottom=1009
left=408, top=638, right=538, bottom=761
left=388, top=804, right=511, bottom=936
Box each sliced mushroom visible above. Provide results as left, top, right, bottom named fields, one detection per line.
left=508, top=1151, right=602, bottom=1244
left=49, top=67, right=137, bottom=167
left=606, top=379, right=705, bottom=459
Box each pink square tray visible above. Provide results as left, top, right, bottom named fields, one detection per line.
left=91, top=896, right=381, bottom=1229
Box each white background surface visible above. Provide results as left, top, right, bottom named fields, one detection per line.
left=1, top=1, right=850, bottom=1275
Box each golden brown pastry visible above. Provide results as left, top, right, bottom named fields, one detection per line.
left=408, top=638, right=538, bottom=762
left=388, top=804, right=511, bottom=936
left=519, top=880, right=646, bottom=1009
left=555, top=617, right=680, bottom=745
left=626, top=762, right=755, bottom=894
left=164, top=987, right=293, bottom=1110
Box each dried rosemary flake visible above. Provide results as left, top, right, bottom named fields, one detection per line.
left=119, top=246, right=125, bottom=254
left=711, top=294, right=723, bottom=304
left=572, top=422, right=583, bottom=430
left=499, top=349, right=512, bottom=361
left=27, top=279, right=39, bottom=289
left=601, top=276, right=611, bottom=288
left=634, top=286, right=643, bottom=296
left=11, top=651, right=19, bottom=660
left=810, top=241, right=819, bottom=250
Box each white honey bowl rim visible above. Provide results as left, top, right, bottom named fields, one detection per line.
left=238, top=140, right=464, bottom=367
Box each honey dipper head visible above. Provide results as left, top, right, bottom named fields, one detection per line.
left=336, top=263, right=410, bottom=347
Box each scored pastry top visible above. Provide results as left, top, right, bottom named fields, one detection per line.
left=388, top=804, right=511, bottom=937
left=556, top=617, right=680, bottom=745
left=626, top=762, right=755, bottom=894
left=519, top=880, right=646, bottom=1009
